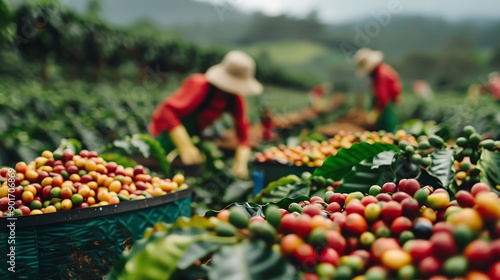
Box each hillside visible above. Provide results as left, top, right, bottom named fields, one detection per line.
left=63, top=1, right=500, bottom=51
left=65, top=0, right=249, bottom=25
left=59, top=0, right=500, bottom=91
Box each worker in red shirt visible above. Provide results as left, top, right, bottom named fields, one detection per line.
left=354, top=48, right=402, bottom=132
left=260, top=107, right=274, bottom=142
left=148, top=51, right=263, bottom=179
left=486, top=72, right=500, bottom=102
left=468, top=72, right=500, bottom=102
left=308, top=82, right=332, bottom=112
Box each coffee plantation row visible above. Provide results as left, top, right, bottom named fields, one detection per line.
left=0, top=79, right=315, bottom=168
left=2, top=78, right=499, bottom=172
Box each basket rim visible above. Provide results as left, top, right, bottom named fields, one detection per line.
left=0, top=188, right=191, bottom=228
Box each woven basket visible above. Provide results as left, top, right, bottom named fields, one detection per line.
left=0, top=189, right=191, bottom=280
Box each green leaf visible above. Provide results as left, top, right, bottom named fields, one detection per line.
left=250, top=176, right=301, bottom=204
left=313, top=142, right=400, bottom=180
left=272, top=196, right=310, bottom=209
left=311, top=186, right=333, bottom=198
left=171, top=264, right=210, bottom=280
left=393, top=156, right=443, bottom=191
left=426, top=149, right=455, bottom=188
left=54, top=138, right=82, bottom=153
left=66, top=138, right=83, bottom=152
left=173, top=215, right=216, bottom=231
left=337, top=161, right=395, bottom=194
left=288, top=182, right=311, bottom=197
left=100, top=134, right=170, bottom=176
left=208, top=240, right=295, bottom=280
left=205, top=202, right=264, bottom=218
left=17, top=146, right=39, bottom=163
left=335, top=150, right=446, bottom=194
left=108, top=217, right=215, bottom=280
left=265, top=177, right=301, bottom=192
left=395, top=158, right=421, bottom=181
left=257, top=182, right=310, bottom=205
left=100, top=153, right=139, bottom=168
left=478, top=149, right=500, bottom=194
left=134, top=134, right=170, bottom=176
left=449, top=180, right=460, bottom=198
left=72, top=121, right=102, bottom=151
left=417, top=168, right=449, bottom=194
left=223, top=180, right=254, bottom=204
left=107, top=231, right=169, bottom=280
left=335, top=151, right=398, bottom=194
left=130, top=137, right=151, bottom=158
left=112, top=139, right=132, bottom=154
left=118, top=234, right=195, bottom=280
left=0, top=0, right=11, bottom=30
left=177, top=241, right=223, bottom=270
left=401, top=119, right=425, bottom=136
left=115, top=228, right=234, bottom=280
left=372, top=150, right=398, bottom=167
left=200, top=140, right=224, bottom=159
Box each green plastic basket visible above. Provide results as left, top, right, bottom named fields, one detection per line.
left=0, top=189, right=191, bottom=280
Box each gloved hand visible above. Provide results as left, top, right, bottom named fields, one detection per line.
left=231, top=145, right=251, bottom=179
left=169, top=126, right=204, bottom=165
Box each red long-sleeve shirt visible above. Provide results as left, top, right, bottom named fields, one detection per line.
left=148, top=74, right=249, bottom=146
left=371, top=63, right=402, bottom=112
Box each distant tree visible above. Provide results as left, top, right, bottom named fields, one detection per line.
left=258, top=50, right=272, bottom=62
left=397, top=52, right=438, bottom=81
left=489, top=47, right=500, bottom=70
left=298, top=11, right=324, bottom=41
left=13, top=3, right=66, bottom=82
left=330, top=64, right=354, bottom=87
left=329, top=64, right=353, bottom=92
left=433, top=37, right=479, bottom=89
left=475, top=23, right=500, bottom=48
left=86, top=0, right=102, bottom=19
left=238, top=12, right=325, bottom=44
left=0, top=0, right=10, bottom=31
left=442, top=37, right=474, bottom=53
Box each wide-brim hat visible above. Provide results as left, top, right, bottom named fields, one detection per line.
left=354, top=48, right=384, bottom=77
left=206, top=50, right=263, bottom=96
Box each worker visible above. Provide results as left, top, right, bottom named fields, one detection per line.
left=468, top=72, right=500, bottom=102
left=308, top=82, right=332, bottom=112
left=353, top=48, right=402, bottom=133
left=148, top=51, right=263, bottom=179
left=485, top=72, right=500, bottom=103
left=412, top=80, right=433, bottom=101
left=260, top=107, right=274, bottom=142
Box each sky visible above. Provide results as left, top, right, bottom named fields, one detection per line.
left=203, top=0, right=500, bottom=23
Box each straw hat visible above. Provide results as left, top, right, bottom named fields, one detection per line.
left=354, top=48, right=384, bottom=76
left=206, top=50, right=263, bottom=96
